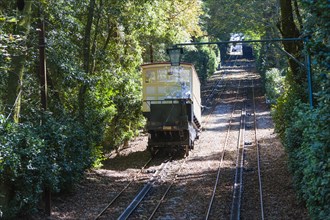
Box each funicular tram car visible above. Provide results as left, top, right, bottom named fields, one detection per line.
left=141, top=62, right=202, bottom=156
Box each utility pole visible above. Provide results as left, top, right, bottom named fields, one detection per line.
left=39, top=19, right=47, bottom=111
left=38, top=17, right=51, bottom=216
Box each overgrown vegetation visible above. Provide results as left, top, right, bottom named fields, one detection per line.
left=0, top=113, right=98, bottom=217
left=0, top=0, right=208, bottom=217
left=272, top=1, right=330, bottom=219
left=182, top=40, right=219, bottom=83
left=262, top=1, right=329, bottom=219
left=264, top=68, right=285, bottom=103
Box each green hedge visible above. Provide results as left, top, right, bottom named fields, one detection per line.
left=273, top=86, right=330, bottom=219
left=0, top=113, right=101, bottom=218
left=182, top=45, right=218, bottom=83
left=264, top=68, right=285, bottom=103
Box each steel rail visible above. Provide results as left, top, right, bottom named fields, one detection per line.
left=252, top=79, right=265, bottom=220
left=230, top=103, right=246, bottom=220
left=148, top=156, right=188, bottom=220
left=205, top=78, right=242, bottom=220
left=94, top=152, right=157, bottom=220
left=117, top=183, right=153, bottom=220
left=116, top=157, right=172, bottom=220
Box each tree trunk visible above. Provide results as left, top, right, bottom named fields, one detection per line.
left=90, top=0, right=103, bottom=74
left=78, top=0, right=96, bottom=121
left=279, top=0, right=306, bottom=98
left=5, top=1, right=33, bottom=122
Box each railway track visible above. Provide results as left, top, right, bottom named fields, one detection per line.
left=230, top=102, right=246, bottom=220
left=204, top=59, right=265, bottom=219
left=94, top=151, right=188, bottom=219
left=238, top=78, right=265, bottom=219
left=123, top=156, right=188, bottom=219
left=205, top=77, right=243, bottom=219
left=203, top=77, right=250, bottom=219
left=94, top=151, right=172, bottom=219
left=96, top=59, right=265, bottom=219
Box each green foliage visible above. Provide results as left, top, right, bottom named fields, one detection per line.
left=91, top=145, right=106, bottom=169
left=287, top=2, right=330, bottom=218
left=203, top=0, right=277, bottom=40
left=256, top=42, right=288, bottom=78
left=40, top=113, right=98, bottom=189
left=264, top=68, right=285, bottom=103
left=272, top=85, right=296, bottom=140
left=277, top=99, right=330, bottom=219
left=0, top=116, right=53, bottom=217
left=302, top=0, right=330, bottom=71
left=102, top=71, right=145, bottom=149
left=0, top=112, right=101, bottom=217
left=272, top=33, right=330, bottom=220
left=182, top=43, right=218, bottom=83
left=270, top=3, right=330, bottom=219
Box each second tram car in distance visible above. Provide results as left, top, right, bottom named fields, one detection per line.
left=141, top=62, right=202, bottom=156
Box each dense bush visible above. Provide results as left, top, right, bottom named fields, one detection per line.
left=102, top=73, right=145, bottom=149
left=299, top=104, right=330, bottom=219
left=272, top=45, right=329, bottom=220
left=275, top=94, right=330, bottom=219
left=0, top=117, right=49, bottom=217
left=182, top=45, right=218, bottom=83
left=273, top=69, right=330, bottom=220
left=0, top=113, right=102, bottom=218
left=264, top=68, right=285, bottom=103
